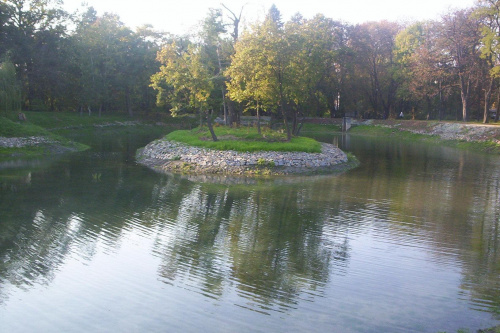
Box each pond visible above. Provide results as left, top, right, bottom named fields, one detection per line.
left=0, top=130, right=499, bottom=332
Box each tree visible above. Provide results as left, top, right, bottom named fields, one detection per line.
left=394, top=21, right=453, bottom=120
left=151, top=41, right=218, bottom=141
left=226, top=6, right=297, bottom=140
left=220, top=3, right=245, bottom=126
left=2, top=0, right=69, bottom=109
left=0, top=60, right=21, bottom=112
left=226, top=26, right=275, bottom=134
left=350, top=21, right=401, bottom=119
left=72, top=9, right=160, bottom=116
left=439, top=9, right=482, bottom=121
left=476, top=0, right=500, bottom=123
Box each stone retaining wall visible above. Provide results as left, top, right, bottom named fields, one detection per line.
left=137, top=139, right=349, bottom=175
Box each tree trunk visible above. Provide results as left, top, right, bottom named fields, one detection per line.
left=205, top=109, right=218, bottom=142
left=222, top=88, right=228, bottom=126
left=227, top=99, right=239, bottom=126
left=426, top=96, right=431, bottom=120
left=256, top=102, right=261, bottom=135
left=278, top=83, right=291, bottom=141
left=124, top=87, right=133, bottom=117
left=459, top=74, right=470, bottom=122
left=496, top=90, right=500, bottom=123
left=295, top=113, right=305, bottom=136
left=438, top=80, right=443, bottom=121
left=483, top=77, right=494, bottom=124
left=292, top=108, right=298, bottom=135
left=281, top=104, right=291, bottom=142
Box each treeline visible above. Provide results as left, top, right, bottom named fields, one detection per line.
left=0, top=0, right=164, bottom=116
left=1, top=0, right=500, bottom=127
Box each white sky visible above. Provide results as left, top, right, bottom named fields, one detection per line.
left=63, top=0, right=477, bottom=35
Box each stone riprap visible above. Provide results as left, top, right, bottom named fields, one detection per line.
left=137, top=139, right=349, bottom=175
left=0, top=136, right=55, bottom=148
left=0, top=136, right=81, bottom=155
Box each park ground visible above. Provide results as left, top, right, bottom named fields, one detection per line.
left=1, top=112, right=500, bottom=160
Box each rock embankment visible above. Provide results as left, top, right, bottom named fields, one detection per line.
left=137, top=139, right=349, bottom=175
left=0, top=136, right=55, bottom=148
left=355, top=119, right=500, bottom=144
left=0, top=136, right=81, bottom=154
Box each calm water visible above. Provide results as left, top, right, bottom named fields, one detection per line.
left=1, top=131, right=500, bottom=332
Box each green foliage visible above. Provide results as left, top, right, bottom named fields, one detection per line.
left=92, top=173, right=102, bottom=182
left=165, top=126, right=322, bottom=153
left=226, top=11, right=347, bottom=137
left=0, top=60, right=21, bottom=112
left=257, top=158, right=275, bottom=167
left=3, top=1, right=500, bottom=123
left=151, top=41, right=214, bottom=115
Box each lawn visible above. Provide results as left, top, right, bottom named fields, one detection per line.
left=165, top=126, right=322, bottom=153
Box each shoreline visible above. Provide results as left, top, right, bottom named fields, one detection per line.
left=136, top=139, right=351, bottom=176
left=0, top=135, right=86, bottom=157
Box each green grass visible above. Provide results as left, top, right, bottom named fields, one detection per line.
left=455, top=140, right=500, bottom=153
left=0, top=116, right=53, bottom=137
left=0, top=115, right=89, bottom=157
left=165, top=126, right=322, bottom=153
left=11, top=111, right=197, bottom=129
left=350, top=124, right=500, bottom=154
left=0, top=111, right=199, bottom=159
left=8, top=111, right=133, bottom=129
left=350, top=124, right=434, bottom=141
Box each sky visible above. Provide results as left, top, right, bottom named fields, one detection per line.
left=63, top=0, right=477, bottom=35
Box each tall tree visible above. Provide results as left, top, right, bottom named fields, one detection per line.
left=439, top=9, right=482, bottom=121
left=3, top=0, right=68, bottom=109
left=0, top=60, right=21, bottom=112
left=227, top=5, right=296, bottom=140
left=394, top=21, right=453, bottom=120
left=351, top=21, right=401, bottom=119
left=476, top=0, right=500, bottom=123
left=73, top=9, right=160, bottom=116
left=151, top=41, right=218, bottom=141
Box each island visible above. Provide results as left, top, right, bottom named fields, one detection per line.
left=136, top=127, right=354, bottom=176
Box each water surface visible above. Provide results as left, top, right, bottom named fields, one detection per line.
left=0, top=132, right=499, bottom=332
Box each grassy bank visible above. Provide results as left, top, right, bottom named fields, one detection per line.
left=0, top=111, right=195, bottom=159
left=349, top=125, right=435, bottom=141
left=0, top=116, right=53, bottom=137
left=301, top=123, right=342, bottom=133
left=350, top=124, right=500, bottom=154
left=165, top=126, right=322, bottom=153
left=0, top=116, right=89, bottom=158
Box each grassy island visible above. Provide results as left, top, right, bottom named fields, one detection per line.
left=137, top=125, right=353, bottom=177
left=165, top=126, right=322, bottom=153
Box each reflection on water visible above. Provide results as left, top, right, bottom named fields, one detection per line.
left=0, top=133, right=500, bottom=332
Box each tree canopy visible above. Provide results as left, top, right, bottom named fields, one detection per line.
left=1, top=0, right=500, bottom=125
